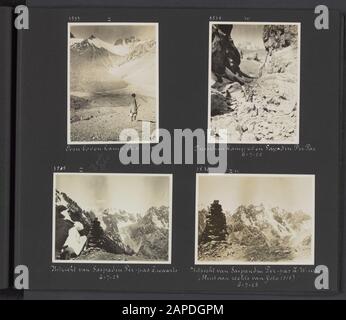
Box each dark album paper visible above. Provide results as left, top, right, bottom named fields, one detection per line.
left=0, top=6, right=13, bottom=289
left=13, top=7, right=344, bottom=294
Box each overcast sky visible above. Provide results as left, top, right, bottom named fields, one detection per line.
left=198, top=175, right=314, bottom=215
left=55, top=174, right=170, bottom=214
left=70, top=24, right=156, bottom=43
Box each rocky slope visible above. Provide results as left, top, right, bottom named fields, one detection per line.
left=210, top=24, right=299, bottom=143
left=55, top=190, right=131, bottom=259
left=128, top=206, right=170, bottom=260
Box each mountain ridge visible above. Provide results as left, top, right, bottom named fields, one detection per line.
left=55, top=189, right=169, bottom=261
left=198, top=202, right=312, bottom=263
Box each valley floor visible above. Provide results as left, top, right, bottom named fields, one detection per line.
left=69, top=91, right=157, bottom=143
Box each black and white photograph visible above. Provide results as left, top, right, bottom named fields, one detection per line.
left=53, top=173, right=172, bottom=263
left=68, top=23, right=159, bottom=144
left=196, top=174, right=314, bottom=265
left=208, top=22, right=300, bottom=144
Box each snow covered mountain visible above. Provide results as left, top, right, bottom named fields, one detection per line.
left=127, top=206, right=170, bottom=260
left=70, top=35, right=123, bottom=69
left=70, top=34, right=157, bottom=96
left=198, top=202, right=312, bottom=262
left=55, top=190, right=132, bottom=257
left=55, top=190, right=95, bottom=228
left=70, top=34, right=155, bottom=63
left=101, top=206, right=170, bottom=259
left=228, top=204, right=312, bottom=248
left=55, top=190, right=169, bottom=260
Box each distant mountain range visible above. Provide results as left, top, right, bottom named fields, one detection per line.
left=55, top=190, right=169, bottom=261
left=70, top=34, right=155, bottom=64
left=69, top=34, right=157, bottom=96
left=198, top=203, right=312, bottom=262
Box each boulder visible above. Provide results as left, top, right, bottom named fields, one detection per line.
left=210, top=90, right=230, bottom=116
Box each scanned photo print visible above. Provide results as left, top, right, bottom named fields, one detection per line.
left=196, top=174, right=314, bottom=265
left=208, top=22, right=300, bottom=144
left=68, top=22, right=159, bottom=144
left=53, top=173, right=172, bottom=263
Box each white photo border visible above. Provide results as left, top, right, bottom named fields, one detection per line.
left=207, top=21, right=301, bottom=145
left=195, top=173, right=315, bottom=265
left=67, top=22, right=160, bottom=145
left=52, top=172, right=172, bottom=264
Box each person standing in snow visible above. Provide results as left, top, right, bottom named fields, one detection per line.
left=129, top=93, right=140, bottom=122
